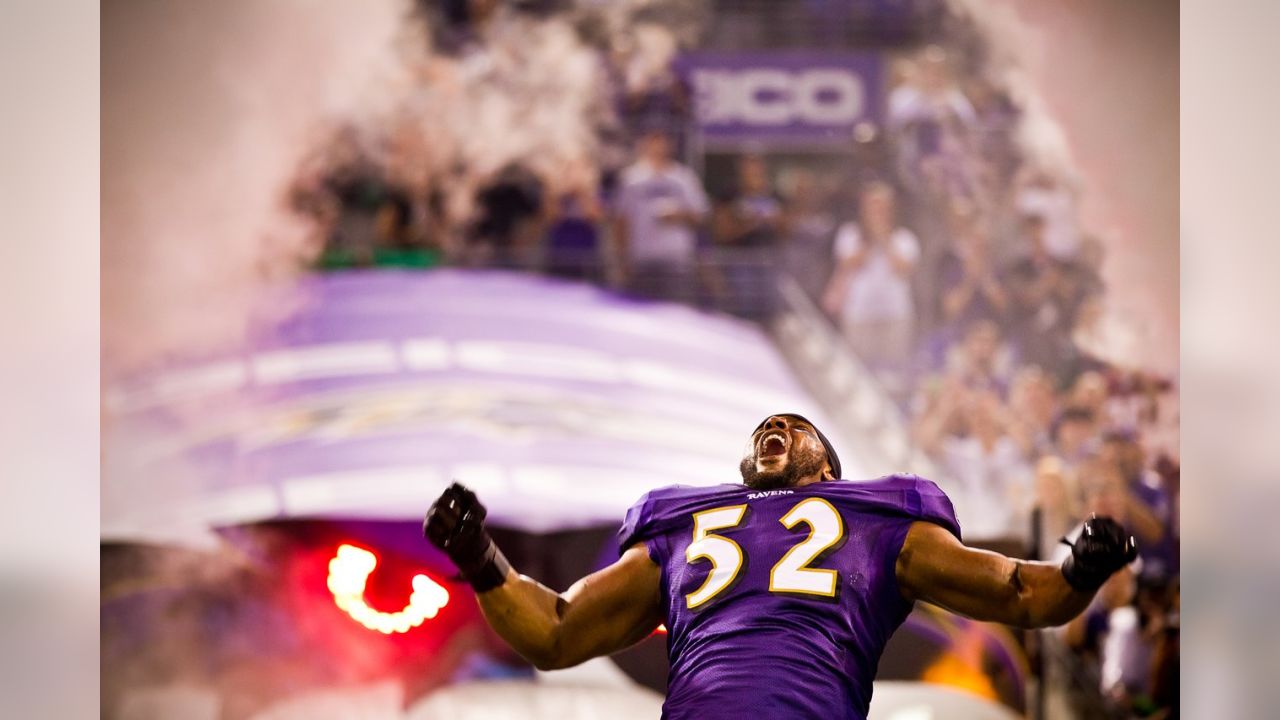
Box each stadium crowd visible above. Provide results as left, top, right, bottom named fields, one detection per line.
left=295, top=36, right=1178, bottom=720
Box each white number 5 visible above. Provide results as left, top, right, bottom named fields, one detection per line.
left=685, top=505, right=748, bottom=609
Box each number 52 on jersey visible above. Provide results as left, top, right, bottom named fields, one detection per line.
left=685, top=497, right=847, bottom=609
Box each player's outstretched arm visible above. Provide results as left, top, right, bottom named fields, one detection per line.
left=895, top=516, right=1137, bottom=629
left=424, top=483, right=664, bottom=670
left=477, top=545, right=663, bottom=670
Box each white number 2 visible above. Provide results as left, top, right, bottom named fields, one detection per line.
left=769, top=498, right=845, bottom=597
left=684, top=498, right=846, bottom=609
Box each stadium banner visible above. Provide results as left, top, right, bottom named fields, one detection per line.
left=677, top=51, right=883, bottom=145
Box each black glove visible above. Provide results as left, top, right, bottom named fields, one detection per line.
left=1060, top=515, right=1139, bottom=593
left=423, top=482, right=511, bottom=593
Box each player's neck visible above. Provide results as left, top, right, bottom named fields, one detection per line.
left=792, top=473, right=827, bottom=488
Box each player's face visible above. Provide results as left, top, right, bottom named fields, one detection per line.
left=739, top=415, right=829, bottom=489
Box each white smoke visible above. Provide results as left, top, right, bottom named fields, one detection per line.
left=941, top=0, right=1178, bottom=372
left=349, top=0, right=707, bottom=232
left=103, top=0, right=707, bottom=377
left=102, top=0, right=411, bottom=374
left=380, top=9, right=611, bottom=224
left=941, top=0, right=1078, bottom=181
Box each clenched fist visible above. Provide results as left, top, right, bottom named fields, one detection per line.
left=424, top=482, right=511, bottom=593
left=1060, top=515, right=1139, bottom=593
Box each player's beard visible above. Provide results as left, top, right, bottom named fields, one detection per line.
left=739, top=444, right=827, bottom=490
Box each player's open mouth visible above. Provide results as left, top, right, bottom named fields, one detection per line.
left=759, top=431, right=788, bottom=457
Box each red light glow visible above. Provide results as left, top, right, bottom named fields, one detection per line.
left=327, top=544, right=450, bottom=634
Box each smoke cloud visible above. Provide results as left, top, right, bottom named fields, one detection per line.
left=102, top=0, right=410, bottom=373
left=945, top=0, right=1178, bottom=372
left=102, top=0, right=707, bottom=377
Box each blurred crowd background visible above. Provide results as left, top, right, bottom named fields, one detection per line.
left=295, top=5, right=1179, bottom=713
left=102, top=1, right=1178, bottom=718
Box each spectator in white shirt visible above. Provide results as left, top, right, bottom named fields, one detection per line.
left=915, top=382, right=1031, bottom=539
left=887, top=47, right=978, bottom=132
left=611, top=130, right=710, bottom=302
left=822, top=181, right=920, bottom=384
left=1016, top=169, right=1081, bottom=260
left=887, top=47, right=980, bottom=199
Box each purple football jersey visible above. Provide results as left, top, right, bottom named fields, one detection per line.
left=618, top=474, right=961, bottom=720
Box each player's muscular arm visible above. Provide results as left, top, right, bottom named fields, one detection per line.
left=895, top=522, right=1087, bottom=627
left=895, top=517, right=1137, bottom=629
left=424, top=483, right=663, bottom=671
left=477, top=545, right=664, bottom=671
